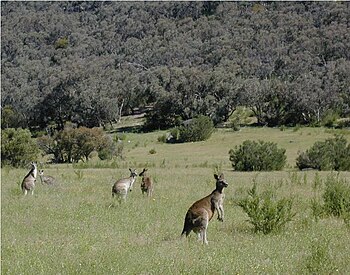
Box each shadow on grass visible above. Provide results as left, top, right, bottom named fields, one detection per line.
left=108, top=124, right=144, bottom=134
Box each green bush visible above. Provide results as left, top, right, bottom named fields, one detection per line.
left=237, top=181, right=295, bottom=234
left=149, top=148, right=157, bottom=154
left=115, top=133, right=127, bottom=141
left=322, top=110, right=339, bottom=128
left=55, top=37, right=69, bottom=49
left=296, top=135, right=350, bottom=171
left=229, top=140, right=286, bottom=171
left=323, top=174, right=350, bottom=217
left=303, top=238, right=335, bottom=274
left=97, top=137, right=116, bottom=161
left=157, top=134, right=167, bottom=143
left=310, top=198, right=325, bottom=222
left=38, top=127, right=116, bottom=163
left=310, top=174, right=350, bottom=224
left=1, top=128, right=41, bottom=167
left=169, top=115, right=214, bottom=143
left=1, top=105, right=24, bottom=129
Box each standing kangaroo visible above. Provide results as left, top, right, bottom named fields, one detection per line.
left=21, top=162, right=38, bottom=195
left=112, top=168, right=137, bottom=203
left=139, top=168, right=153, bottom=197
left=181, top=173, right=228, bottom=244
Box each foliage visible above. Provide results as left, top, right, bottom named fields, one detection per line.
left=237, top=180, right=295, bottom=234
left=1, top=105, right=24, bottom=129
left=168, top=115, right=214, bottom=143
left=1, top=2, right=349, bottom=129
left=303, top=238, right=335, bottom=274
left=54, top=37, right=69, bottom=49
left=321, top=110, right=340, bottom=128
left=157, top=134, right=167, bottom=143
left=97, top=135, right=116, bottom=161
left=229, top=140, right=286, bottom=171
left=37, top=127, right=115, bottom=163
left=310, top=173, right=350, bottom=225
left=1, top=128, right=41, bottom=167
left=143, top=95, right=183, bottom=130
left=229, top=107, right=253, bottom=131
left=296, top=135, right=350, bottom=171
left=323, top=174, right=350, bottom=218
left=149, top=148, right=157, bottom=154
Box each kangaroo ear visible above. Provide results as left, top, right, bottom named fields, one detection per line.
left=214, top=174, right=219, bottom=180
left=129, top=168, right=132, bottom=172
left=220, top=173, right=224, bottom=179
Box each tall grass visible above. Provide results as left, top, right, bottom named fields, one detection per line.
left=2, top=128, right=350, bottom=274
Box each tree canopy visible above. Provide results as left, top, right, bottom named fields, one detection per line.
left=1, top=2, right=349, bottom=129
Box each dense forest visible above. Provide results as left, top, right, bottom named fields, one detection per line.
left=1, top=1, right=350, bottom=131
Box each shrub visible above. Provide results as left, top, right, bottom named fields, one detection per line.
left=1, top=128, right=41, bottom=167
left=230, top=120, right=240, bottom=132
left=322, top=110, right=339, bottom=128
left=143, top=96, right=183, bottom=130
left=310, top=174, right=350, bottom=223
left=157, top=134, right=167, bottom=143
left=115, top=133, right=127, bottom=141
left=168, top=115, right=214, bottom=143
left=149, top=148, right=157, bottom=154
left=97, top=136, right=116, bottom=160
left=229, top=140, right=286, bottom=171
left=323, top=174, right=350, bottom=217
left=38, top=127, right=116, bottom=163
left=303, top=238, right=335, bottom=274
left=1, top=105, right=24, bottom=129
left=55, top=37, right=69, bottom=49
left=296, top=135, right=350, bottom=171
left=237, top=181, right=295, bottom=234
left=229, top=107, right=254, bottom=127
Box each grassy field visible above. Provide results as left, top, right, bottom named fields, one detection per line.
left=1, top=126, right=350, bottom=274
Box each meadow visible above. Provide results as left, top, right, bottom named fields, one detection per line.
left=1, top=126, right=350, bottom=274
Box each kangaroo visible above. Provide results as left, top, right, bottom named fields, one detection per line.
left=112, top=168, right=137, bottom=203
left=181, top=173, right=228, bottom=244
left=21, top=162, right=37, bottom=195
left=38, top=170, right=56, bottom=185
left=139, top=168, right=153, bottom=197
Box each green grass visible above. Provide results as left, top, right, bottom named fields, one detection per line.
left=2, top=127, right=350, bottom=274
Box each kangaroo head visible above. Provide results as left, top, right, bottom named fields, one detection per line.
left=30, top=162, right=37, bottom=169
left=139, top=168, right=148, bottom=177
left=128, top=168, right=137, bottom=191
left=129, top=168, right=138, bottom=178
left=39, top=170, right=44, bottom=176
left=214, top=173, right=228, bottom=189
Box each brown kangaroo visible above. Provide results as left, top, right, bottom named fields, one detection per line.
left=181, top=173, right=228, bottom=244
left=139, top=168, right=153, bottom=197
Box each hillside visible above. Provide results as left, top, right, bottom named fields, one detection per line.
left=2, top=2, right=350, bottom=130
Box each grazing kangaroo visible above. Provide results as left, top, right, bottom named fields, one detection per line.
left=181, top=173, right=228, bottom=244
left=21, top=162, right=37, bottom=195
left=112, top=168, right=137, bottom=203
left=139, top=168, right=153, bottom=197
left=38, top=170, right=56, bottom=185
